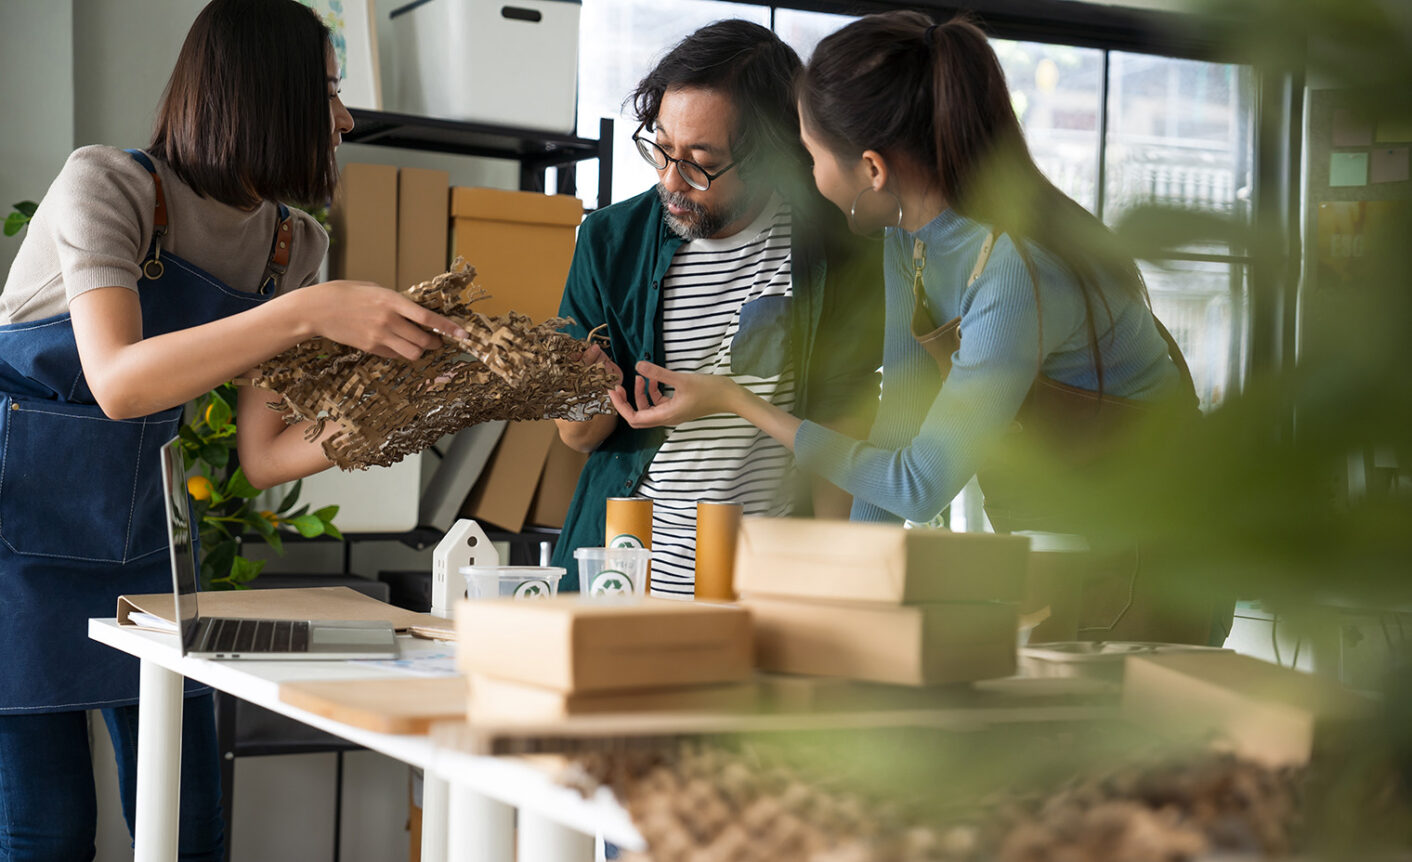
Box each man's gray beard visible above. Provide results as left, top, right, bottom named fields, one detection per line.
left=657, top=185, right=753, bottom=241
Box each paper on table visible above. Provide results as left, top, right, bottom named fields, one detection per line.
left=126, top=612, right=178, bottom=633
left=349, top=651, right=461, bottom=677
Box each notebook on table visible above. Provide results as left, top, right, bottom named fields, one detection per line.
left=159, top=437, right=399, bottom=660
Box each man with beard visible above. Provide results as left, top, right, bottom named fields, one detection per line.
left=550, top=20, right=883, bottom=594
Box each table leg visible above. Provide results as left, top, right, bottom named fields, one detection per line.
left=517, top=810, right=595, bottom=862
left=133, top=659, right=184, bottom=862
left=446, top=784, right=515, bottom=862
left=422, top=772, right=450, bottom=862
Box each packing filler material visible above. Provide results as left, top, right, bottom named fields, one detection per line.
left=1122, top=651, right=1372, bottom=767
left=455, top=596, right=752, bottom=693
left=735, top=518, right=1029, bottom=686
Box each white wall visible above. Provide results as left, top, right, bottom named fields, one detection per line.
left=0, top=0, right=76, bottom=277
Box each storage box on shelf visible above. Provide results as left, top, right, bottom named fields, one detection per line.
left=389, top=0, right=580, bottom=134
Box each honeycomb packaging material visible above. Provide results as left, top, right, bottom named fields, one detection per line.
left=1121, top=651, right=1372, bottom=767
left=455, top=596, right=752, bottom=693
left=466, top=674, right=759, bottom=723
left=742, top=595, right=1019, bottom=687
left=248, top=260, right=614, bottom=470
left=735, top=518, right=1031, bottom=604
left=329, top=162, right=398, bottom=289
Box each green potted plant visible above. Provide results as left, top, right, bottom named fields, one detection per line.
left=178, top=383, right=340, bottom=589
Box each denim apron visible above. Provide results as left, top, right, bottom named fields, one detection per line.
left=0, top=150, right=291, bottom=713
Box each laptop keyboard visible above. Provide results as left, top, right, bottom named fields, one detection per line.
left=198, top=618, right=310, bottom=654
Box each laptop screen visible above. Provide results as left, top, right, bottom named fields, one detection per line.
left=158, top=437, right=201, bottom=649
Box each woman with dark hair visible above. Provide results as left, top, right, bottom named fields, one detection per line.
left=612, top=11, right=1196, bottom=534
left=0, top=0, right=465, bottom=857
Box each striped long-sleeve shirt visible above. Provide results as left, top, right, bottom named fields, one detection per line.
left=795, top=208, right=1180, bottom=525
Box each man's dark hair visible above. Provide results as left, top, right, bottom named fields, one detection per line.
left=629, top=19, right=811, bottom=194
left=149, top=0, right=337, bottom=208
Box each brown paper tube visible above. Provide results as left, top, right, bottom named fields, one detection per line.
left=695, top=501, right=743, bottom=601
left=605, top=497, right=652, bottom=549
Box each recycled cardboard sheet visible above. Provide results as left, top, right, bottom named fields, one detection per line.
left=117, top=586, right=442, bottom=632
left=279, top=676, right=467, bottom=734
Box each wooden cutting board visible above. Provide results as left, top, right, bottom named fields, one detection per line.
left=279, top=677, right=467, bottom=734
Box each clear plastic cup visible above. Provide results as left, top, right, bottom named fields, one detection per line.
left=459, top=565, right=564, bottom=600
left=573, top=547, right=653, bottom=598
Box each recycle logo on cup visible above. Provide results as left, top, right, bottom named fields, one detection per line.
left=590, top=569, right=631, bottom=596
left=513, top=579, right=551, bottom=599
left=608, top=533, right=645, bottom=550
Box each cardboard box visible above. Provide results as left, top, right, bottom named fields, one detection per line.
left=449, top=187, right=581, bottom=321
left=527, top=435, right=590, bottom=529
left=330, top=163, right=398, bottom=289
left=468, top=674, right=758, bottom=723
left=1122, top=652, right=1371, bottom=767
left=455, top=596, right=752, bottom=693
left=459, top=420, right=559, bottom=532
left=735, top=518, right=1031, bottom=604
left=396, top=167, right=450, bottom=290
left=742, top=596, right=1019, bottom=686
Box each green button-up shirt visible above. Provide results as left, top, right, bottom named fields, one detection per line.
left=550, top=188, right=883, bottom=588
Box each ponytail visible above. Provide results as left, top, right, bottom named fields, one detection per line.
left=801, top=11, right=1146, bottom=393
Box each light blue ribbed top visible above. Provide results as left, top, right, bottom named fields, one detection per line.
left=795, top=208, right=1180, bottom=524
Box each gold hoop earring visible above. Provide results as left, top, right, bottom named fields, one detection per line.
left=848, top=186, right=904, bottom=237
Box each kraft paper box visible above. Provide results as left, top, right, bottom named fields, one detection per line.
left=742, top=596, right=1018, bottom=687
left=455, top=596, right=752, bottom=693
left=396, top=166, right=450, bottom=290
left=1122, top=652, right=1372, bottom=767
left=735, top=518, right=1030, bottom=604
left=468, top=674, right=758, bottom=723
left=330, top=163, right=398, bottom=289
left=449, top=187, right=581, bottom=321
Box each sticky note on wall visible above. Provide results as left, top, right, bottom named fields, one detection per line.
left=1370, top=147, right=1410, bottom=184
left=1330, top=152, right=1369, bottom=187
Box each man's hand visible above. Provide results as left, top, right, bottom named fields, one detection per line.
left=610, top=361, right=742, bottom=428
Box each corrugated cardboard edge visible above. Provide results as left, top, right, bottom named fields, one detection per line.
left=117, top=586, right=442, bottom=632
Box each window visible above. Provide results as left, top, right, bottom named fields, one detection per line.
left=574, top=0, right=770, bottom=208
left=574, top=9, right=1257, bottom=408
left=1106, top=54, right=1255, bottom=409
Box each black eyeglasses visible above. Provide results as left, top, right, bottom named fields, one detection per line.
left=632, top=122, right=736, bottom=191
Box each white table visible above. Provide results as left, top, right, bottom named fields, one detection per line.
left=88, top=619, right=644, bottom=862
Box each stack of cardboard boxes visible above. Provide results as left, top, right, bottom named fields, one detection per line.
left=734, top=519, right=1031, bottom=686
left=326, top=164, right=588, bottom=534
left=455, top=596, right=757, bottom=723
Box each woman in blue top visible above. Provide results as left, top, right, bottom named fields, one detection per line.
left=612, top=12, right=1196, bottom=533
left=0, top=1, right=467, bottom=858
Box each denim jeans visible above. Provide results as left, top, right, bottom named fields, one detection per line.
left=0, top=693, right=223, bottom=862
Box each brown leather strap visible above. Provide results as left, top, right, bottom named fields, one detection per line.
left=271, top=215, right=293, bottom=269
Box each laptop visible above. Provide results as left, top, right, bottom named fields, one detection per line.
left=160, top=437, right=399, bottom=660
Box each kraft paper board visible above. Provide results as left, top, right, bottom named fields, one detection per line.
left=1122, top=652, right=1371, bottom=767
left=455, top=596, right=752, bottom=693
left=117, top=586, right=441, bottom=632
left=743, top=595, right=1019, bottom=687
left=734, top=518, right=1030, bottom=604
